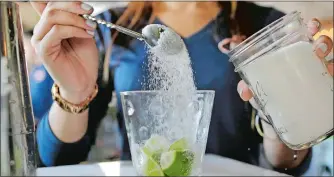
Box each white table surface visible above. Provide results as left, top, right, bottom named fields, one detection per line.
left=36, top=154, right=289, bottom=176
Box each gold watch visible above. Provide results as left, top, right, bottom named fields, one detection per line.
left=51, top=83, right=98, bottom=114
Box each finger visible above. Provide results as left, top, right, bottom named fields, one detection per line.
left=237, top=80, right=253, bottom=101
left=45, top=1, right=93, bottom=15
left=249, top=97, right=260, bottom=110
left=231, top=35, right=246, bottom=43
left=30, top=2, right=47, bottom=16
left=313, top=35, right=333, bottom=59
left=33, top=10, right=97, bottom=43
left=307, top=18, right=321, bottom=36
left=218, top=38, right=232, bottom=54
left=36, top=25, right=95, bottom=58
left=230, top=42, right=238, bottom=50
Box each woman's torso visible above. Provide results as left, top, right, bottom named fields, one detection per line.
left=30, top=2, right=285, bottom=165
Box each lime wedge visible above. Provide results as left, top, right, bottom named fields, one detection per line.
left=148, top=169, right=165, bottom=176
left=143, top=135, right=169, bottom=156
left=143, top=156, right=165, bottom=176
left=169, top=138, right=189, bottom=151
left=142, top=147, right=162, bottom=163
left=160, top=150, right=194, bottom=176
left=142, top=135, right=170, bottom=163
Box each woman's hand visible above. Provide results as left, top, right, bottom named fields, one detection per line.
left=30, top=1, right=99, bottom=103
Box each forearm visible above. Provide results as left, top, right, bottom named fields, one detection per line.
left=261, top=119, right=309, bottom=169
left=37, top=111, right=91, bottom=166
left=48, top=103, right=89, bottom=143
left=37, top=78, right=113, bottom=166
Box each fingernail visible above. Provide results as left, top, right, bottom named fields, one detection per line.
left=86, top=19, right=97, bottom=28
left=308, top=20, right=320, bottom=29
left=325, top=52, right=333, bottom=62
left=81, top=3, right=93, bottom=11
left=86, top=30, right=95, bottom=36
left=312, top=20, right=320, bottom=28
left=318, top=43, right=328, bottom=53
left=218, top=40, right=224, bottom=48
left=237, top=86, right=244, bottom=96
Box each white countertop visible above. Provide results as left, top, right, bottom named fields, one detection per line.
left=36, top=154, right=289, bottom=176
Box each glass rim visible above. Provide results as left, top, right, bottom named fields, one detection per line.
left=120, top=90, right=215, bottom=95
left=228, top=11, right=301, bottom=62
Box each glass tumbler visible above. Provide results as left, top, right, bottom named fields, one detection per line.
left=120, top=91, right=215, bottom=176
left=229, top=11, right=333, bottom=150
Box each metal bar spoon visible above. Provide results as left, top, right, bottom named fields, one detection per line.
left=82, top=14, right=163, bottom=47
left=81, top=14, right=165, bottom=86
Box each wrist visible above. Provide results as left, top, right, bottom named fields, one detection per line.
left=59, top=84, right=96, bottom=104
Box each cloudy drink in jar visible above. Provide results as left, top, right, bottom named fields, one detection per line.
left=228, top=11, right=333, bottom=150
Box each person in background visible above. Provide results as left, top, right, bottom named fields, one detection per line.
left=29, top=1, right=333, bottom=176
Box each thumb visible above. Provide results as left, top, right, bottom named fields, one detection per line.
left=313, top=35, right=333, bottom=59
left=30, top=2, right=47, bottom=16
left=237, top=80, right=253, bottom=101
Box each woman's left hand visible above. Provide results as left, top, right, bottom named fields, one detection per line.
left=219, top=18, right=333, bottom=119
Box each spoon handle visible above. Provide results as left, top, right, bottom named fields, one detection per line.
left=81, top=14, right=144, bottom=40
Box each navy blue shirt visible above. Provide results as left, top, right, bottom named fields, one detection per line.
left=30, top=2, right=311, bottom=175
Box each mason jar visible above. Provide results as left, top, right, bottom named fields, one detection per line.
left=228, top=11, right=333, bottom=150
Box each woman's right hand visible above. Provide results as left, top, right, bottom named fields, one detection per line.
left=30, top=2, right=99, bottom=103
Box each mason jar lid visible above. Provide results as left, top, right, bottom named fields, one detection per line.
left=228, top=11, right=307, bottom=72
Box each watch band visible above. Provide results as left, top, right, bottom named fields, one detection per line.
left=51, top=83, right=98, bottom=114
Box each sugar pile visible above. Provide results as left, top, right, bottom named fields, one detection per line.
left=141, top=24, right=198, bottom=141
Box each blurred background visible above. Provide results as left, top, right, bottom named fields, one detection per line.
left=16, top=1, right=333, bottom=176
